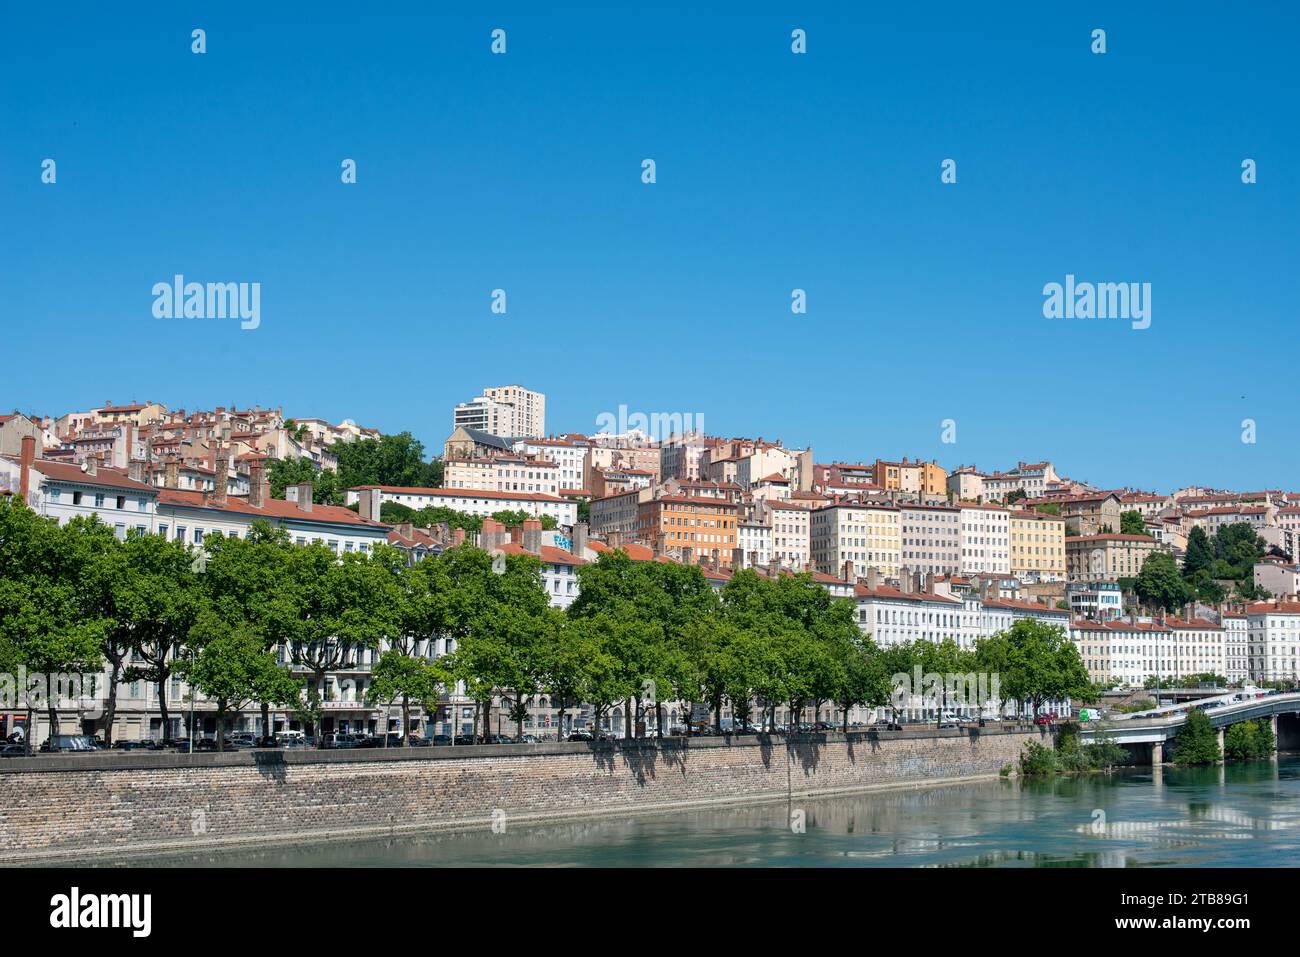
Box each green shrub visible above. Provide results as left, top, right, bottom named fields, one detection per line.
left=1170, top=709, right=1221, bottom=765
left=1224, top=718, right=1276, bottom=760
left=1019, top=741, right=1057, bottom=776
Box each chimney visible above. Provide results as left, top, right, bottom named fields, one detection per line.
left=510, top=525, right=523, bottom=546
left=452, top=527, right=466, bottom=547
left=295, top=482, right=313, bottom=512
left=358, top=486, right=381, bottom=522
left=18, top=435, right=36, bottom=504
left=84, top=456, right=98, bottom=477
left=608, top=529, right=623, bottom=549
left=212, top=449, right=229, bottom=506
left=165, top=457, right=180, bottom=489
left=479, top=518, right=505, bottom=553
left=249, top=460, right=267, bottom=508
left=842, top=559, right=854, bottom=582
left=522, top=518, right=542, bottom=555
left=867, top=566, right=880, bottom=590
left=128, top=459, right=146, bottom=483
left=573, top=521, right=589, bottom=557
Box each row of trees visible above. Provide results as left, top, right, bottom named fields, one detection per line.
left=0, top=496, right=1096, bottom=750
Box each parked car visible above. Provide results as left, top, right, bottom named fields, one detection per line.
left=567, top=731, right=594, bottom=742
left=111, top=739, right=154, bottom=751
left=407, top=736, right=432, bottom=747
left=431, top=734, right=452, bottom=746
left=872, top=722, right=902, bottom=732
left=227, top=732, right=258, bottom=749
left=322, top=732, right=359, bottom=749
left=453, top=734, right=479, bottom=746
left=1, top=743, right=28, bottom=757
left=40, top=735, right=100, bottom=753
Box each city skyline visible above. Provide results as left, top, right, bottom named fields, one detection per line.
left=4, top=5, right=1296, bottom=493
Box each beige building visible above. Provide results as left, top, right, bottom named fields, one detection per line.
left=1066, top=533, right=1166, bottom=583
left=1009, top=509, right=1067, bottom=582
left=810, top=503, right=901, bottom=579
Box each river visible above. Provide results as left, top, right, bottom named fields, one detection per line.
left=69, top=756, right=1300, bottom=868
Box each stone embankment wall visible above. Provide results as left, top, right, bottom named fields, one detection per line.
left=0, top=726, right=1046, bottom=861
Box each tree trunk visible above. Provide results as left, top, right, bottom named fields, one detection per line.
left=102, top=658, right=122, bottom=746
left=557, top=704, right=567, bottom=741
left=157, top=674, right=169, bottom=741
left=655, top=701, right=664, bottom=737
left=401, top=694, right=410, bottom=746
left=624, top=698, right=632, bottom=738
left=216, top=707, right=226, bottom=752
left=261, top=700, right=271, bottom=742
left=47, top=700, right=60, bottom=739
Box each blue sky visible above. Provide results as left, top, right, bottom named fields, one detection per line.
left=3, top=3, right=1296, bottom=492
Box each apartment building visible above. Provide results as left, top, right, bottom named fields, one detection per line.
left=958, top=503, right=1010, bottom=576
left=1009, top=509, right=1067, bottom=582
left=637, top=494, right=738, bottom=568
left=516, top=437, right=589, bottom=492
left=453, top=385, right=545, bottom=439
left=810, top=503, right=902, bottom=578
left=763, top=499, right=812, bottom=570
left=980, top=461, right=1060, bottom=501
left=1224, top=611, right=1249, bottom=683
left=348, top=484, right=577, bottom=526
left=899, top=503, right=961, bottom=577
left=1246, top=600, right=1300, bottom=682
left=1066, top=533, right=1165, bottom=583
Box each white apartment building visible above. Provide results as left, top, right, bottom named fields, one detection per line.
left=736, top=519, right=772, bottom=569
left=1224, top=611, right=1249, bottom=683
left=1070, top=618, right=1175, bottom=688
left=900, top=503, right=961, bottom=577
left=348, top=485, right=577, bottom=526
left=958, top=504, right=1010, bottom=575
left=1166, top=616, right=1227, bottom=679
left=764, top=500, right=811, bottom=570
left=444, top=456, right=561, bottom=496
left=515, top=438, right=588, bottom=492
left=0, top=447, right=158, bottom=537
left=453, top=385, right=545, bottom=440
left=810, top=503, right=901, bottom=578
left=1246, top=600, right=1300, bottom=682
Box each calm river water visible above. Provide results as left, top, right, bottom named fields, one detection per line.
left=77, top=756, right=1300, bottom=868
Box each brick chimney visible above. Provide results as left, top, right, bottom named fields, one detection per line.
left=84, top=456, right=97, bottom=477
left=522, top=518, right=542, bottom=555
left=18, top=435, right=36, bottom=504
left=867, top=566, right=880, bottom=590
left=164, top=457, right=180, bottom=489
left=295, top=482, right=313, bottom=512
left=509, top=525, right=523, bottom=546
left=479, top=518, right=505, bottom=553
left=842, top=559, right=854, bottom=582
left=248, top=459, right=266, bottom=508
left=128, top=459, right=146, bottom=484
left=212, top=449, right=229, bottom=506
left=452, top=527, right=466, bottom=547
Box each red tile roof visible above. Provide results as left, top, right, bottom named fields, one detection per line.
left=158, top=489, right=386, bottom=528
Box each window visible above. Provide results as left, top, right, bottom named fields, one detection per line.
left=177, top=526, right=187, bottom=542
left=193, top=528, right=204, bottom=543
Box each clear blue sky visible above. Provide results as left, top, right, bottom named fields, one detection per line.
left=3, top=3, right=1296, bottom=492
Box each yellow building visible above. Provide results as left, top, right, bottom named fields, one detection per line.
left=1009, top=509, right=1067, bottom=582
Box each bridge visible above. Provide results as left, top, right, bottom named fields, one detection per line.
left=1079, top=692, right=1300, bottom=763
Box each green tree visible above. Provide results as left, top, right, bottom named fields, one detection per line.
left=1170, top=708, right=1221, bottom=765
left=178, top=612, right=301, bottom=750
left=1182, top=526, right=1214, bottom=578
left=1119, top=510, right=1148, bottom=536
left=366, top=650, right=447, bottom=745
left=1134, top=552, right=1193, bottom=612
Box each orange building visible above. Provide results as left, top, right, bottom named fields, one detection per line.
left=638, top=494, right=738, bottom=568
